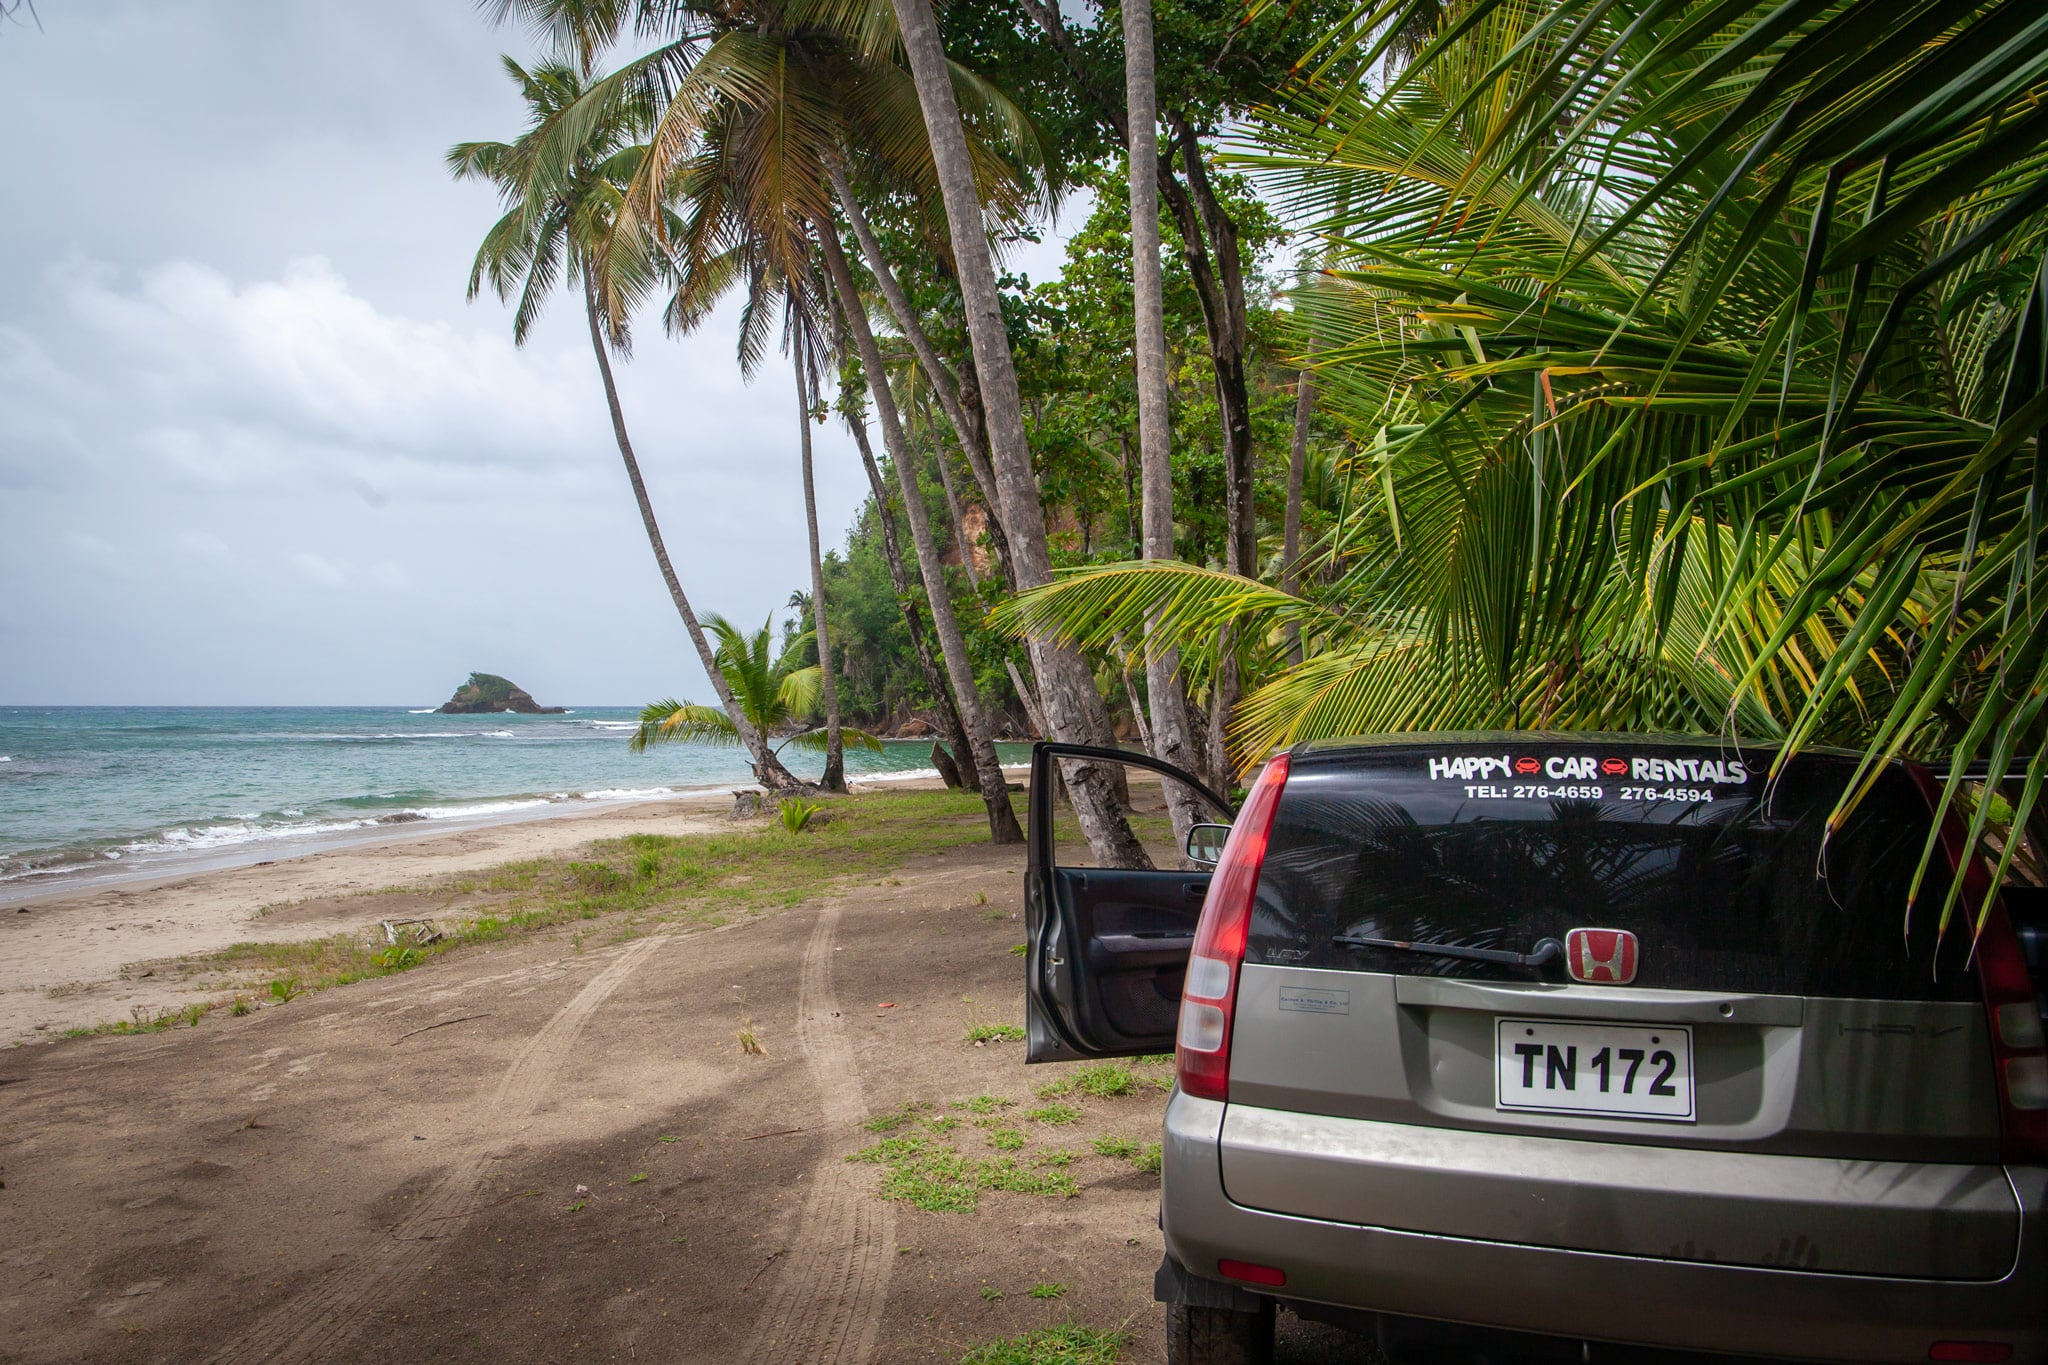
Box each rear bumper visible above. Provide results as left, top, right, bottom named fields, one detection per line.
left=1161, top=1093, right=2048, bottom=1364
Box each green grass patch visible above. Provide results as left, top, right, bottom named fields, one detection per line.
left=1037, top=1064, right=1137, bottom=1101
left=960, top=1324, right=1123, bottom=1364
left=966, top=1022, right=1027, bottom=1043
left=985, top=1126, right=1026, bottom=1152
left=1089, top=1135, right=1162, bottom=1175
left=847, top=1131, right=1077, bottom=1213
left=955, top=1094, right=1014, bottom=1115
left=1027, top=1282, right=1067, bottom=1300
left=1025, top=1101, right=1082, bottom=1126
left=170, top=789, right=1006, bottom=1007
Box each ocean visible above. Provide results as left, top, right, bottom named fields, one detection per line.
left=0, top=706, right=1026, bottom=900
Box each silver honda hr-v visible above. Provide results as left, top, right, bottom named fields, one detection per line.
left=1023, top=734, right=2048, bottom=1364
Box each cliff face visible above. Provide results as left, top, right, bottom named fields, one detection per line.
left=436, top=672, right=567, bottom=715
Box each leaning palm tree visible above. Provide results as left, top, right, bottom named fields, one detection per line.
left=449, top=55, right=803, bottom=791
left=509, top=0, right=1041, bottom=843
left=631, top=613, right=883, bottom=757
left=883, top=0, right=1150, bottom=865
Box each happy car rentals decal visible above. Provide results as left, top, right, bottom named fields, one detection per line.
left=1424, top=753, right=1750, bottom=784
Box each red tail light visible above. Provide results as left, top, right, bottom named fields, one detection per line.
left=1177, top=752, right=1291, bottom=1103
left=1908, top=767, right=2048, bottom=1164
left=1974, top=901, right=2048, bottom=1163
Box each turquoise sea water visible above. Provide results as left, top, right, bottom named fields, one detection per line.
left=0, top=706, right=1026, bottom=898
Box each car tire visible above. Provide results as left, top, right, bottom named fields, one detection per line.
left=1166, top=1301, right=1275, bottom=1365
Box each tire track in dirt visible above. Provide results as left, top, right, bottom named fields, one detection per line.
left=740, top=897, right=893, bottom=1365
left=206, top=936, right=668, bottom=1365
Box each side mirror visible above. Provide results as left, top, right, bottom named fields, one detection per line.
left=1185, top=822, right=1232, bottom=867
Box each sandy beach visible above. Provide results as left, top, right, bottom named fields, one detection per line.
left=0, top=773, right=981, bottom=1044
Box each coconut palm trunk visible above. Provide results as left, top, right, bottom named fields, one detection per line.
left=818, top=228, right=1022, bottom=843
left=841, top=406, right=984, bottom=794
left=1123, top=0, right=1202, bottom=846
left=795, top=360, right=846, bottom=792
left=581, top=277, right=800, bottom=792
left=828, top=167, right=1013, bottom=579
left=1282, top=345, right=1315, bottom=666
left=881, top=0, right=1148, bottom=866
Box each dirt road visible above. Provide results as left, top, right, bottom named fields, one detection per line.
left=0, top=836, right=1371, bottom=1364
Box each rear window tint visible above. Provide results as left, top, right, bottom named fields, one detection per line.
left=1247, top=744, right=1978, bottom=1001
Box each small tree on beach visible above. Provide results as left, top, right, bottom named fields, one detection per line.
left=449, top=56, right=804, bottom=792
left=631, top=613, right=883, bottom=759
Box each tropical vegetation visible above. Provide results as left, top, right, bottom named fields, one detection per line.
left=452, top=0, right=2048, bottom=910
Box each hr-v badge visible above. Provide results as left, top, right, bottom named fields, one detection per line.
left=1566, top=928, right=1638, bottom=984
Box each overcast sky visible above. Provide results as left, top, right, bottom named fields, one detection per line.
left=0, top=1, right=1076, bottom=707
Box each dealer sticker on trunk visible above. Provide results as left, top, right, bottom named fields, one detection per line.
left=1277, top=985, right=1350, bottom=1015
left=1495, top=1018, right=1695, bottom=1121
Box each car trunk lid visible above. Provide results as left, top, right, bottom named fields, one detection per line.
left=1219, top=738, right=2020, bottom=1278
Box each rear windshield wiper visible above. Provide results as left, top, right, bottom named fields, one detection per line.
left=1333, top=932, right=1563, bottom=969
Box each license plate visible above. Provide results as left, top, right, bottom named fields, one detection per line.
left=1495, top=1018, right=1695, bottom=1121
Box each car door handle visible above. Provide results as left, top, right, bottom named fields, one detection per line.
left=1394, top=976, right=1805, bottom=1026
left=1084, top=932, right=1195, bottom=972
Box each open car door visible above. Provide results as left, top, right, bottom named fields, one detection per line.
left=1024, top=742, right=1235, bottom=1062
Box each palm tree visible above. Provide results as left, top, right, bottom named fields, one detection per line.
left=794, top=358, right=846, bottom=790
left=886, top=0, right=1151, bottom=866
left=449, top=55, right=803, bottom=792
left=1120, top=0, right=1203, bottom=844
left=818, top=225, right=1025, bottom=841
left=826, top=317, right=986, bottom=793
left=631, top=613, right=883, bottom=757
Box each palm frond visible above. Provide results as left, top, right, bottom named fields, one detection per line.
left=629, top=698, right=741, bottom=751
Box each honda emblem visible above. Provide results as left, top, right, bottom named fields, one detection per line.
left=1565, top=928, right=1638, bottom=984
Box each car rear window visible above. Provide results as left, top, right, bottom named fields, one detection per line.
left=1247, top=743, right=1979, bottom=1001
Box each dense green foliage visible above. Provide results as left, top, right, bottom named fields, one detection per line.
left=822, top=163, right=1342, bottom=730
left=1002, top=0, right=2048, bottom=920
